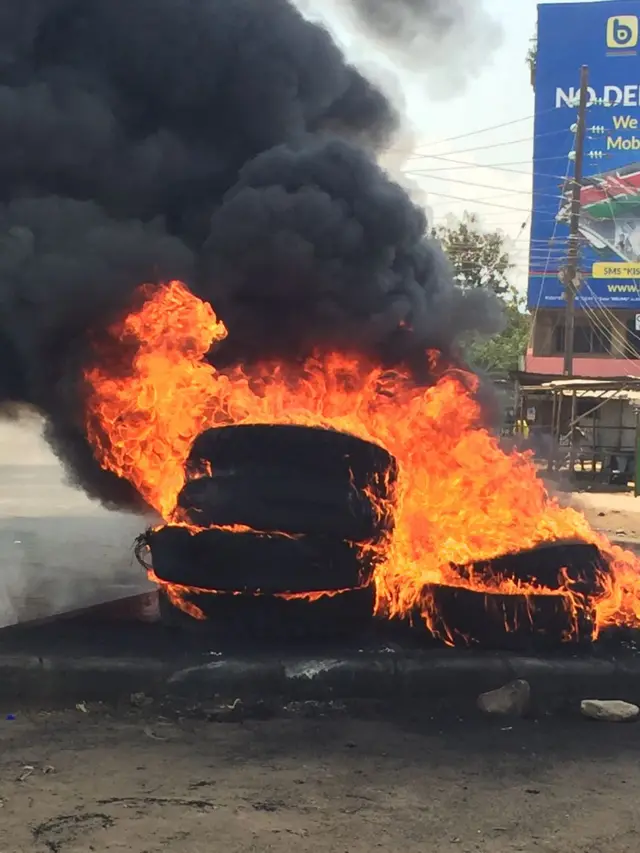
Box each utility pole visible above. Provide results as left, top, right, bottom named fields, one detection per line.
left=562, top=66, right=588, bottom=478
left=562, top=64, right=589, bottom=377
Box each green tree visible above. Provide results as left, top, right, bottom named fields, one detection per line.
left=433, top=214, right=531, bottom=373
left=526, top=33, right=537, bottom=89
left=526, top=41, right=536, bottom=88
left=466, top=296, right=531, bottom=373
left=432, top=213, right=512, bottom=295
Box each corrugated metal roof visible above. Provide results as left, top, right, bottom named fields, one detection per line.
left=557, top=389, right=640, bottom=401
left=520, top=377, right=640, bottom=401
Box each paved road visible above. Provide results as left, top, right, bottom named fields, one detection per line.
left=1, top=703, right=639, bottom=853
left=0, top=419, right=154, bottom=627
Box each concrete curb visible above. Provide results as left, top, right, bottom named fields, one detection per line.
left=2, top=647, right=640, bottom=707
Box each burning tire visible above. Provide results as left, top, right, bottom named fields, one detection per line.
left=420, top=584, right=595, bottom=650
left=157, top=584, right=375, bottom=640
left=138, top=525, right=377, bottom=592
left=176, top=473, right=390, bottom=541
left=186, top=424, right=396, bottom=497
left=392, top=541, right=608, bottom=649
left=456, top=540, right=609, bottom=596
left=135, top=425, right=395, bottom=641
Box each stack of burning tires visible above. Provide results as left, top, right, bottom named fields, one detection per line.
left=138, top=425, right=397, bottom=641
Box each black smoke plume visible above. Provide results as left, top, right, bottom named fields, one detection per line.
left=339, top=0, right=502, bottom=90
left=0, top=0, right=500, bottom=509
left=346, top=0, right=491, bottom=43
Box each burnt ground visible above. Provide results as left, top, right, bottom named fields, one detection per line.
left=1, top=702, right=639, bottom=853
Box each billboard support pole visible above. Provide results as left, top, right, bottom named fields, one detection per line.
left=635, top=410, right=640, bottom=498
left=563, top=65, right=588, bottom=480
left=562, top=64, right=589, bottom=379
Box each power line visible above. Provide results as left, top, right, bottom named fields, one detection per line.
left=406, top=128, right=609, bottom=164
left=551, top=102, right=640, bottom=367
left=404, top=152, right=579, bottom=178
left=444, top=243, right=569, bottom=252
left=390, top=105, right=563, bottom=152
left=426, top=194, right=588, bottom=218
left=580, top=279, right=640, bottom=343
left=421, top=190, right=531, bottom=212
left=404, top=171, right=571, bottom=203
left=440, top=240, right=571, bottom=251
left=412, top=114, right=537, bottom=148
left=526, top=132, right=577, bottom=353
left=405, top=128, right=571, bottom=161
left=578, top=298, right=640, bottom=365
left=408, top=163, right=569, bottom=179
left=442, top=216, right=532, bottom=294
left=583, top=291, right=638, bottom=345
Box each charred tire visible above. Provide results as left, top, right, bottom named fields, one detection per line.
left=186, top=424, right=397, bottom=497
left=142, top=525, right=377, bottom=593
left=399, top=584, right=595, bottom=650
left=158, top=584, right=375, bottom=640
left=455, top=540, right=609, bottom=596
left=176, top=474, right=391, bottom=541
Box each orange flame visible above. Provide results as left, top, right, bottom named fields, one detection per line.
left=148, top=567, right=366, bottom=622
left=85, top=281, right=640, bottom=637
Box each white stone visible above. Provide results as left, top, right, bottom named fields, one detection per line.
left=580, top=699, right=640, bottom=722
left=477, top=680, right=530, bottom=716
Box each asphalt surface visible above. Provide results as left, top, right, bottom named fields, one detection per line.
left=0, top=702, right=639, bottom=852
left=1, top=424, right=639, bottom=852
left=0, top=419, right=154, bottom=627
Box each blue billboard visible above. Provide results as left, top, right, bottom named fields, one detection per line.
left=529, top=0, right=640, bottom=309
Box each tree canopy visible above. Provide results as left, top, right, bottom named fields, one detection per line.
left=526, top=33, right=537, bottom=88
left=432, top=214, right=512, bottom=295
left=433, top=214, right=531, bottom=373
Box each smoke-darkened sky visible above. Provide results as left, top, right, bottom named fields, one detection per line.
left=0, top=0, right=501, bottom=508
left=295, top=0, right=503, bottom=96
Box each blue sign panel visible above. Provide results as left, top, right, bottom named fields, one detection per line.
left=529, top=0, right=640, bottom=309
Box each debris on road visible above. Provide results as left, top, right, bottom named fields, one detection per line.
left=580, top=699, right=640, bottom=722
left=206, top=698, right=245, bottom=723
left=143, top=726, right=168, bottom=741
left=130, top=692, right=152, bottom=707
left=17, top=763, right=55, bottom=781
left=477, top=680, right=530, bottom=716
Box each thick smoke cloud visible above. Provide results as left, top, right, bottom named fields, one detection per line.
left=341, top=0, right=502, bottom=91
left=0, top=0, right=500, bottom=508
left=348, top=0, right=493, bottom=42
left=203, top=137, right=498, bottom=366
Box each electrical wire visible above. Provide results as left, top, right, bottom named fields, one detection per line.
left=435, top=216, right=530, bottom=305
left=579, top=281, right=640, bottom=361
left=388, top=104, right=565, bottom=153
left=404, top=128, right=571, bottom=161
left=561, top=157, right=640, bottom=364
left=420, top=190, right=532, bottom=213
left=526, top=132, right=577, bottom=352
left=578, top=298, right=640, bottom=366
left=404, top=171, right=570, bottom=203
left=405, top=152, right=580, bottom=178
left=408, top=162, right=576, bottom=179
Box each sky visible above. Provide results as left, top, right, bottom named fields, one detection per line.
left=300, top=0, right=606, bottom=292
